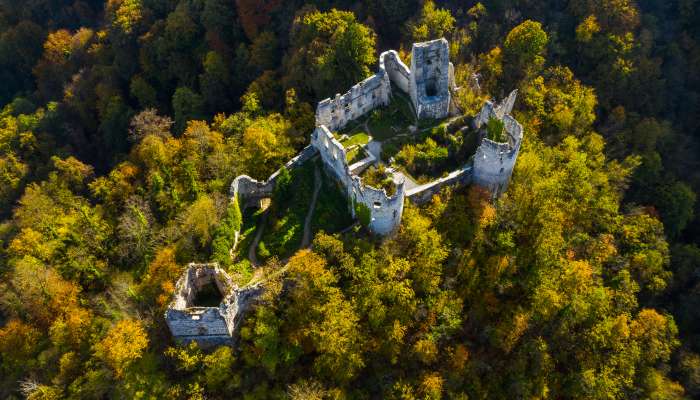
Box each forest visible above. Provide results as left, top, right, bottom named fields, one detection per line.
left=0, top=0, right=699, bottom=398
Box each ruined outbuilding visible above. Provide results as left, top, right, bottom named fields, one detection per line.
left=165, top=263, right=261, bottom=347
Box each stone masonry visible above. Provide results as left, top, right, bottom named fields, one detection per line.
left=165, top=263, right=261, bottom=347
left=472, top=90, right=522, bottom=197
left=230, top=38, right=523, bottom=238
left=409, top=38, right=452, bottom=119
left=167, top=39, right=524, bottom=348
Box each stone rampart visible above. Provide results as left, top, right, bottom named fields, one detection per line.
left=316, top=73, right=390, bottom=132
left=311, top=125, right=404, bottom=235
left=380, top=50, right=411, bottom=93
left=230, top=145, right=317, bottom=209
left=406, top=166, right=473, bottom=204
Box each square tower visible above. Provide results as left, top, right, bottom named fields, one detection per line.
left=409, top=38, right=451, bottom=119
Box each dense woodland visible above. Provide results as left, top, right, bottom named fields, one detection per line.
left=1, top=0, right=700, bottom=398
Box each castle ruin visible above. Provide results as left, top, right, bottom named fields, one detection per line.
left=167, top=38, right=524, bottom=348
left=230, top=38, right=523, bottom=237
left=165, top=263, right=261, bottom=347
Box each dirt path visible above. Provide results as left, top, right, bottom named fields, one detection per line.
left=301, top=166, right=322, bottom=248
left=248, top=210, right=268, bottom=267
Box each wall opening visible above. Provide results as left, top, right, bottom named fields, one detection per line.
left=192, top=281, right=223, bottom=307
left=426, top=79, right=437, bottom=97
left=373, top=201, right=382, bottom=208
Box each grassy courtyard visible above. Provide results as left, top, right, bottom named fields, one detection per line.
left=256, top=162, right=314, bottom=261
left=367, top=88, right=415, bottom=141
left=311, top=166, right=354, bottom=234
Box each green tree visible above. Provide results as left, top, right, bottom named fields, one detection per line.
left=503, top=20, right=548, bottom=84
left=285, top=9, right=376, bottom=100
left=406, top=0, right=455, bottom=42
left=172, top=87, right=204, bottom=133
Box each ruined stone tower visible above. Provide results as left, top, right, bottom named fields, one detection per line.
left=409, top=38, right=452, bottom=119
left=472, top=90, right=523, bottom=197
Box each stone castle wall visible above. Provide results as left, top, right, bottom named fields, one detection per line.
left=381, top=50, right=411, bottom=93
left=316, top=73, right=390, bottom=132
left=230, top=145, right=318, bottom=210
left=311, top=126, right=404, bottom=235
left=315, top=40, right=454, bottom=131
left=406, top=165, right=473, bottom=204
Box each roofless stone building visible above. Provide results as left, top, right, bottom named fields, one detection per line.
left=165, top=263, right=261, bottom=347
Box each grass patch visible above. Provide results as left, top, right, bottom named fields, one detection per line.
left=257, top=161, right=314, bottom=261
left=487, top=116, right=507, bottom=142
left=346, top=146, right=368, bottom=164
left=367, top=92, right=415, bottom=141
left=311, top=166, right=353, bottom=234
left=337, top=116, right=368, bottom=136
left=231, top=207, right=262, bottom=260
left=362, top=164, right=397, bottom=196
left=341, top=131, right=370, bottom=147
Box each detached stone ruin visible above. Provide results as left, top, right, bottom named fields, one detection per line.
left=165, top=263, right=261, bottom=347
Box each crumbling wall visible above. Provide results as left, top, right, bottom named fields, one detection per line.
left=316, top=73, right=390, bottom=132
left=409, top=38, right=451, bottom=119
left=380, top=50, right=411, bottom=93
left=230, top=175, right=275, bottom=210
left=165, top=263, right=264, bottom=347
left=165, top=264, right=237, bottom=347
left=350, top=177, right=405, bottom=235
left=311, top=126, right=351, bottom=186
left=406, top=166, right=473, bottom=204
left=230, top=145, right=317, bottom=209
